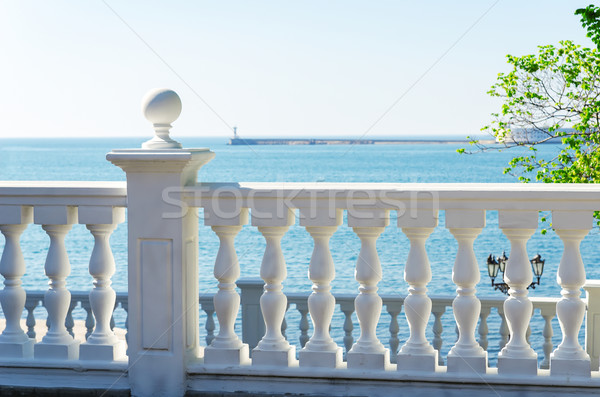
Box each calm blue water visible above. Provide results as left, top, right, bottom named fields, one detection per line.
left=0, top=137, right=597, bottom=364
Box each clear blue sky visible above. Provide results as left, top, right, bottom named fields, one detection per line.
left=0, top=1, right=595, bottom=139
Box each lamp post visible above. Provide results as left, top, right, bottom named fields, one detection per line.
left=486, top=251, right=545, bottom=295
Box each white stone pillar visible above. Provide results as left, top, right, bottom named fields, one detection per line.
left=34, top=205, right=80, bottom=360
left=107, top=88, right=214, bottom=396
left=299, top=208, right=343, bottom=368
left=346, top=209, right=390, bottom=370
left=0, top=206, right=35, bottom=358
left=497, top=210, right=538, bottom=375
left=251, top=205, right=296, bottom=366
left=79, top=206, right=126, bottom=361
left=204, top=205, right=250, bottom=365
left=550, top=210, right=592, bottom=377
left=397, top=209, right=438, bottom=372
left=445, top=209, right=487, bottom=374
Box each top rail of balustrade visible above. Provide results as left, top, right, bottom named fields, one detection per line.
left=183, top=182, right=600, bottom=211
left=0, top=181, right=127, bottom=206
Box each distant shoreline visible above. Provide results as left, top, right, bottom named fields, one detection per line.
left=229, top=138, right=497, bottom=145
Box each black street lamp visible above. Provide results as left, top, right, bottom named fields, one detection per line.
left=486, top=252, right=545, bottom=295
left=529, top=254, right=545, bottom=289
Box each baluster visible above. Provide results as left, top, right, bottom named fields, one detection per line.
left=498, top=310, right=509, bottom=350
left=204, top=208, right=249, bottom=365
left=397, top=209, right=437, bottom=372
left=202, top=304, right=216, bottom=346
left=78, top=207, right=125, bottom=360
left=540, top=310, right=555, bottom=370
left=0, top=205, right=34, bottom=358
left=550, top=211, right=592, bottom=377
left=82, top=300, right=94, bottom=340
left=340, top=302, right=354, bottom=356
left=34, top=206, right=79, bottom=360
left=65, top=301, right=76, bottom=338
left=431, top=305, right=445, bottom=366
left=252, top=207, right=295, bottom=366
left=25, top=298, right=38, bottom=340
left=386, top=302, right=402, bottom=363
left=497, top=210, right=537, bottom=375
left=346, top=209, right=390, bottom=370
left=299, top=208, right=343, bottom=368
left=297, top=304, right=309, bottom=348
left=478, top=306, right=490, bottom=352
left=446, top=209, right=487, bottom=373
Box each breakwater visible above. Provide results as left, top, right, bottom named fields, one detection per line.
left=229, top=138, right=496, bottom=145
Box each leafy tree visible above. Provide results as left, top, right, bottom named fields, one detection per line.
left=460, top=5, right=600, bottom=185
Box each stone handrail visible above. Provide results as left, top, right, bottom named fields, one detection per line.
left=24, top=291, right=128, bottom=343
left=233, top=279, right=560, bottom=369
left=0, top=182, right=127, bottom=361
left=183, top=181, right=597, bottom=374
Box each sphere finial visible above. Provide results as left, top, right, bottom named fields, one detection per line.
left=141, top=88, right=183, bottom=149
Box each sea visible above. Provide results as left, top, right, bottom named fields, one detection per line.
left=1, top=136, right=597, bottom=365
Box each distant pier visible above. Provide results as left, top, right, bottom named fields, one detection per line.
left=229, top=137, right=496, bottom=145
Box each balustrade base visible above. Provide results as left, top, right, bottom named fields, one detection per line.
left=550, top=357, right=591, bottom=377
left=347, top=349, right=390, bottom=370
left=0, top=339, right=34, bottom=359
left=252, top=346, right=296, bottom=367
left=34, top=340, right=80, bottom=360
left=299, top=347, right=343, bottom=368
left=447, top=353, right=487, bottom=374
left=497, top=356, right=537, bottom=376
left=397, top=351, right=438, bottom=373
left=204, top=344, right=250, bottom=365
left=80, top=341, right=126, bottom=361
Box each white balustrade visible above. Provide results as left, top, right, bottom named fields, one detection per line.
left=445, top=209, right=487, bottom=373
left=6, top=86, right=600, bottom=397
left=79, top=206, right=126, bottom=361
left=0, top=206, right=34, bottom=358
left=397, top=209, right=438, bottom=372
left=204, top=206, right=250, bottom=365
left=550, top=211, right=592, bottom=376
left=299, top=208, right=343, bottom=368
left=251, top=207, right=295, bottom=366
left=33, top=205, right=80, bottom=360
left=497, top=210, right=538, bottom=375
left=346, top=209, right=390, bottom=370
